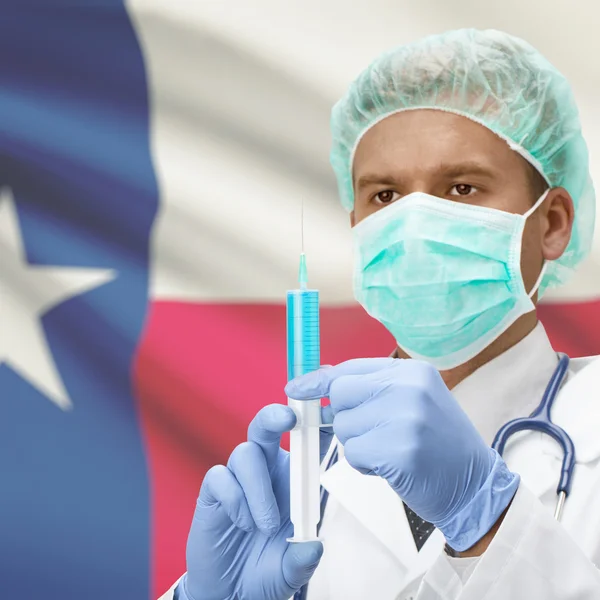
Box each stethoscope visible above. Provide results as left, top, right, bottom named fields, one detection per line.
left=294, top=352, right=576, bottom=600
left=492, top=352, right=576, bottom=520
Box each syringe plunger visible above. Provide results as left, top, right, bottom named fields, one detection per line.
left=287, top=397, right=321, bottom=542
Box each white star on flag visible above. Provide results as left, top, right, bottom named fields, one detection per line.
left=0, top=188, right=116, bottom=410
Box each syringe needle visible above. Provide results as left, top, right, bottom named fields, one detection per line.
left=301, top=197, right=304, bottom=254
left=299, top=198, right=308, bottom=290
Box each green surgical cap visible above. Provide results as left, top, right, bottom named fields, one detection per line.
left=330, top=28, right=595, bottom=293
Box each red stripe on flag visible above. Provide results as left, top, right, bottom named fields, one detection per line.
left=539, top=300, right=600, bottom=357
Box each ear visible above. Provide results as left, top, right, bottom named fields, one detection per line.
left=350, top=210, right=356, bottom=227
left=540, top=188, right=575, bottom=261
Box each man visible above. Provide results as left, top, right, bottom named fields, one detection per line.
left=161, top=29, right=600, bottom=599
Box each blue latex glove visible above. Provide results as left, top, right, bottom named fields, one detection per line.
left=178, top=403, right=334, bottom=600
left=285, top=358, right=520, bottom=552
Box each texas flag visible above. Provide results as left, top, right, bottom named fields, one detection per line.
left=1, top=3, right=598, bottom=599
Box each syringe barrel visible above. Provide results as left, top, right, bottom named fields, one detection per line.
left=286, top=288, right=321, bottom=542
left=286, top=289, right=320, bottom=379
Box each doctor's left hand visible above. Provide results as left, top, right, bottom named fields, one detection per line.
left=285, top=358, right=520, bottom=552
left=179, top=403, right=333, bottom=600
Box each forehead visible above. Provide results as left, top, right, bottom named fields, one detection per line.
left=352, top=109, right=525, bottom=184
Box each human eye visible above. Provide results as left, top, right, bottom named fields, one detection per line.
left=449, top=184, right=478, bottom=197
left=373, top=190, right=401, bottom=205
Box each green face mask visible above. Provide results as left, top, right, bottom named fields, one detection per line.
left=352, top=190, right=549, bottom=370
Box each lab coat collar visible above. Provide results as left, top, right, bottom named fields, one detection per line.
left=319, top=322, right=600, bottom=586
left=450, top=322, right=559, bottom=446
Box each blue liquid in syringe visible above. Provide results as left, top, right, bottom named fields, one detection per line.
left=286, top=254, right=320, bottom=381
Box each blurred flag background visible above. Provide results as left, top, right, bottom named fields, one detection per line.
left=1, top=1, right=599, bottom=598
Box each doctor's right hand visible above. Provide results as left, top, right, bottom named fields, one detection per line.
left=177, top=403, right=332, bottom=600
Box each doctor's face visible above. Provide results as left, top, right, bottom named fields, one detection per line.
left=351, top=109, right=574, bottom=297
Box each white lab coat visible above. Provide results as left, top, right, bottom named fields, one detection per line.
left=159, top=324, right=600, bottom=600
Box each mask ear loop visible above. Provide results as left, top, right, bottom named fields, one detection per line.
left=523, top=188, right=551, bottom=219
left=522, top=187, right=552, bottom=299
left=528, top=261, right=547, bottom=299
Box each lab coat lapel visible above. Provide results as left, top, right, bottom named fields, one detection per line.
left=547, top=356, right=600, bottom=464
left=500, top=356, right=600, bottom=501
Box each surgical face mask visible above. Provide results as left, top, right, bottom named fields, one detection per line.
left=352, top=189, right=550, bottom=370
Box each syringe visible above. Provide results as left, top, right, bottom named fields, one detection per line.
left=286, top=251, right=322, bottom=542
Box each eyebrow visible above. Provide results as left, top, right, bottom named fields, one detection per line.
left=355, top=161, right=498, bottom=190
left=437, top=161, right=498, bottom=179
left=355, top=174, right=401, bottom=190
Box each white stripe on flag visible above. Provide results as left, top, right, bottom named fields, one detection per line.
left=128, top=2, right=600, bottom=306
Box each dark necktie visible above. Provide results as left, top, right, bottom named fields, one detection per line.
left=402, top=503, right=436, bottom=551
